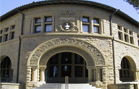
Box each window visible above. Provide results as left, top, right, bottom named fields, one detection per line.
left=82, top=17, right=89, bottom=32
left=11, top=25, right=15, bottom=30
left=0, top=30, right=3, bottom=34
left=118, top=25, right=123, bottom=40
left=45, top=24, right=52, bottom=32
left=120, top=57, right=134, bottom=82
left=93, top=26, right=99, bottom=33
left=0, top=36, right=2, bottom=43
left=82, top=25, right=89, bottom=32
left=129, top=30, right=133, bottom=44
left=45, top=17, right=52, bottom=22
left=93, top=18, right=100, bottom=34
left=35, top=18, right=41, bottom=23
left=4, top=34, right=8, bottom=41
left=0, top=57, right=13, bottom=82
left=5, top=28, right=8, bottom=32
left=35, top=25, right=41, bottom=33
left=34, top=17, right=41, bottom=33
left=124, top=34, right=128, bottom=42
left=130, top=37, right=133, bottom=44
left=118, top=32, right=122, bottom=40
left=45, top=16, right=52, bottom=32
left=10, top=32, right=14, bottom=40
left=118, top=25, right=122, bottom=30
left=129, top=30, right=133, bottom=35
left=124, top=28, right=127, bottom=33
left=138, top=40, right=139, bottom=47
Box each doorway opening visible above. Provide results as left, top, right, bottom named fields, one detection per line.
left=46, top=52, right=88, bottom=83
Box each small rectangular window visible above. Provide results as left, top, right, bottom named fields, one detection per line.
left=0, top=30, right=3, bottom=34
left=82, top=17, right=89, bottom=22
left=45, top=17, right=52, bottom=22
left=35, top=18, right=41, bottom=23
left=137, top=34, right=139, bottom=38
left=93, top=18, right=99, bottom=24
left=4, top=34, right=8, bottom=41
left=10, top=32, right=14, bottom=40
left=0, top=36, right=2, bottom=43
left=5, top=28, right=8, bottom=32
left=138, top=40, right=139, bottom=47
left=93, top=26, right=99, bottom=33
left=124, top=35, right=128, bottom=42
left=82, top=25, right=89, bottom=32
left=118, top=25, right=121, bottom=30
left=35, top=25, right=41, bottom=33
left=124, top=28, right=127, bottom=33
left=130, top=37, right=133, bottom=44
left=11, top=25, right=15, bottom=30
left=118, top=32, right=122, bottom=40
left=45, top=24, right=52, bottom=32
left=129, top=31, right=133, bottom=35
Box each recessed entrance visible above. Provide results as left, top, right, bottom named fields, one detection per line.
left=45, top=52, right=88, bottom=83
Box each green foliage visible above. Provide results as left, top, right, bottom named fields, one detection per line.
left=124, top=0, right=139, bottom=10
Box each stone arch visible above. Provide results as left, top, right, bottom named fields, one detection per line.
left=118, top=53, right=138, bottom=70
left=0, top=55, right=12, bottom=68
left=0, top=56, right=13, bottom=82
left=27, top=38, right=105, bottom=67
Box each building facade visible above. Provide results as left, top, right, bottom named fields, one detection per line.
left=0, top=0, right=139, bottom=89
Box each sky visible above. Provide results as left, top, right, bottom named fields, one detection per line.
left=0, top=0, right=139, bottom=22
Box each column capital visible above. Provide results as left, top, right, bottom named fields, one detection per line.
left=31, top=66, right=38, bottom=70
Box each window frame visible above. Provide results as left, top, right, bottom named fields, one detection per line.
left=82, top=16, right=90, bottom=33
left=93, top=18, right=100, bottom=34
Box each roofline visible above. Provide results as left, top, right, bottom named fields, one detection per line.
left=0, top=0, right=138, bottom=28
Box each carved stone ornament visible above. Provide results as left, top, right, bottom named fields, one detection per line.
left=60, top=22, right=78, bottom=32
left=28, top=38, right=105, bottom=67
left=61, top=10, right=75, bottom=16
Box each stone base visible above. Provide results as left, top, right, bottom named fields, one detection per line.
left=108, top=82, right=138, bottom=89
left=1, top=83, right=25, bottom=89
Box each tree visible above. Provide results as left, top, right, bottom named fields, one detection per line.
left=124, top=0, right=139, bottom=10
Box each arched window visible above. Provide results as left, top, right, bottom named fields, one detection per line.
left=0, top=57, right=13, bottom=82
left=120, top=57, right=134, bottom=82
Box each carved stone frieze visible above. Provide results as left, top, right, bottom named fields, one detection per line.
left=28, top=38, right=105, bottom=67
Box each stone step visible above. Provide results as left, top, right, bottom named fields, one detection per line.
left=33, top=83, right=101, bottom=89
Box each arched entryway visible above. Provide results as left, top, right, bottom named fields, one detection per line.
left=46, top=52, right=88, bottom=83
left=0, top=56, right=13, bottom=82
left=26, top=38, right=106, bottom=88
left=120, top=57, right=135, bottom=82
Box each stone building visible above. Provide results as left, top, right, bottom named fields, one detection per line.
left=0, top=0, right=139, bottom=89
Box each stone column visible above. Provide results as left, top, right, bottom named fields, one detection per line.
left=88, top=68, right=93, bottom=82
left=32, top=67, right=38, bottom=82
left=96, top=67, right=101, bottom=82
left=40, top=67, right=46, bottom=82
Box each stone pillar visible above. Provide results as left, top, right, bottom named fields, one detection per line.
left=41, top=16, right=44, bottom=32
left=26, top=67, right=31, bottom=83
left=87, top=66, right=93, bottom=82
left=116, top=66, right=122, bottom=83
left=32, top=67, right=38, bottom=82
left=40, top=67, right=46, bottom=82
left=102, top=67, right=107, bottom=84
left=88, top=68, right=93, bottom=82
left=96, top=67, right=101, bottom=82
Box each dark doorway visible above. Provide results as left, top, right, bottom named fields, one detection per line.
left=46, top=52, right=88, bottom=83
